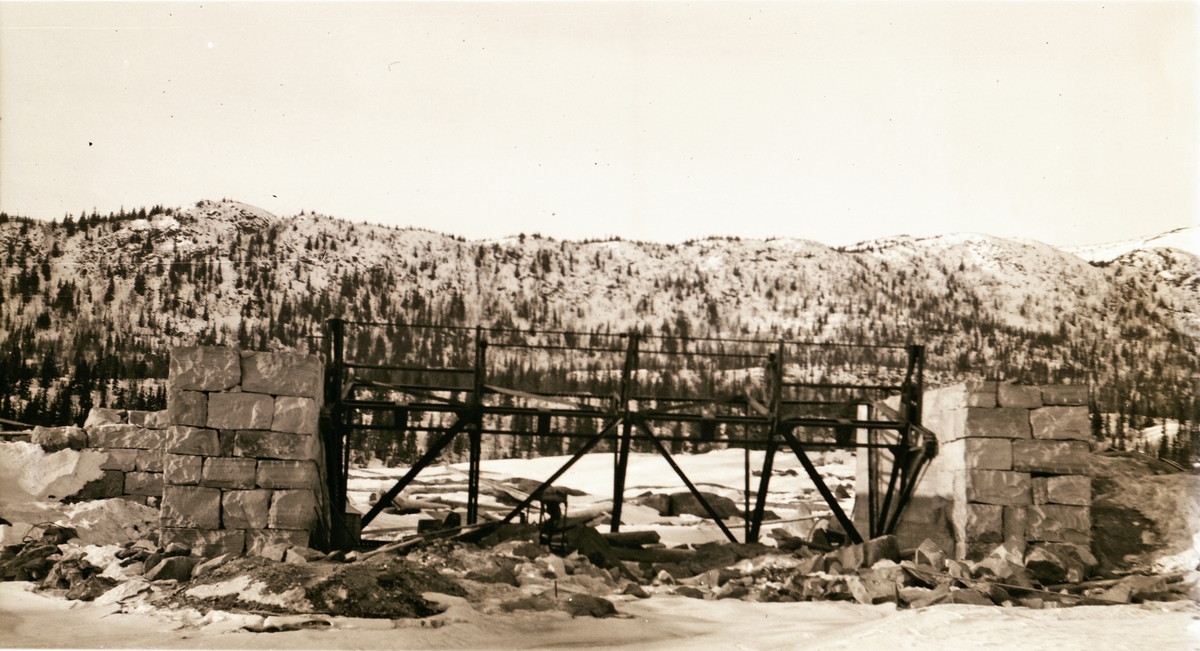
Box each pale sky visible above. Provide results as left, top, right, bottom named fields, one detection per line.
left=1, top=2, right=1196, bottom=247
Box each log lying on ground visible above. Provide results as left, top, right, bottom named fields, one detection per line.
left=602, top=531, right=661, bottom=549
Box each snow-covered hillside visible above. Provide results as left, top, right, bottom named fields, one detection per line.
left=0, top=200, right=1196, bottom=436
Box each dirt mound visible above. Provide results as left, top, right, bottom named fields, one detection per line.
left=309, top=559, right=464, bottom=618
left=182, top=555, right=465, bottom=619
left=1089, top=451, right=1200, bottom=573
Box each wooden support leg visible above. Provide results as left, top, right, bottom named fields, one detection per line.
left=636, top=421, right=738, bottom=544
left=779, top=427, right=863, bottom=545
left=361, top=416, right=469, bottom=527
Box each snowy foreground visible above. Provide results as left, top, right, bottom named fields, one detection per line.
left=2, top=580, right=1195, bottom=650
left=4, top=449, right=1199, bottom=650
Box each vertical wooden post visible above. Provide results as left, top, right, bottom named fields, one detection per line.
left=611, top=332, right=638, bottom=533
left=748, top=341, right=784, bottom=543
left=467, top=326, right=486, bottom=525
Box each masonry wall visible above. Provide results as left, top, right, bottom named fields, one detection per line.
left=883, top=381, right=1093, bottom=561
left=33, top=408, right=171, bottom=503
left=159, top=347, right=327, bottom=556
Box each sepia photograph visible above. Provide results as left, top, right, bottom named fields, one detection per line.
left=0, top=2, right=1197, bottom=649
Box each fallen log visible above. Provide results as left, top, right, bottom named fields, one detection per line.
left=602, top=531, right=661, bottom=549
left=901, top=563, right=1126, bottom=606
left=609, top=546, right=696, bottom=564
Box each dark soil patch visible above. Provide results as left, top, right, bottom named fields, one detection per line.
left=307, top=559, right=466, bottom=619
left=1091, top=501, right=1159, bottom=574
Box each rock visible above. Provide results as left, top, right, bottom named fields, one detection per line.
left=259, top=543, right=291, bottom=562
left=32, top=426, right=87, bottom=452
left=908, top=583, right=952, bottom=608
left=1030, top=406, right=1091, bottom=441
left=75, top=470, right=125, bottom=500
left=1011, top=440, right=1090, bottom=474
left=123, top=471, right=163, bottom=496
left=241, top=352, right=323, bottom=400
left=271, top=397, right=319, bottom=435
left=246, top=529, right=309, bottom=556
left=967, top=471, right=1033, bottom=505
left=898, top=586, right=934, bottom=606
left=135, top=449, right=163, bottom=472
left=716, top=583, right=749, bottom=600
left=673, top=585, right=706, bottom=599
left=284, top=549, right=310, bottom=564
left=634, top=493, right=672, bottom=515
left=88, top=424, right=162, bottom=450
left=207, top=393, right=274, bottom=431
left=168, top=391, right=208, bottom=428
left=201, top=457, right=257, bottom=489
left=1032, top=476, right=1091, bottom=506
left=668, top=492, right=740, bottom=519
left=191, top=553, right=231, bottom=578
left=164, top=542, right=191, bottom=556
left=288, top=546, right=326, bottom=562
left=100, top=448, right=139, bottom=472
left=164, top=454, right=204, bottom=485
left=499, top=594, right=556, bottom=612
left=836, top=543, right=865, bottom=570
left=162, top=485, right=221, bottom=529
left=1002, top=507, right=1027, bottom=552
left=949, top=588, right=995, bottom=606
left=84, top=408, right=125, bottom=428
left=170, top=347, right=242, bottom=391
left=998, top=385, right=1042, bottom=409
left=623, top=583, right=649, bottom=598
left=222, top=489, right=271, bottom=529
left=66, top=575, right=119, bottom=601
left=1099, top=574, right=1168, bottom=604
left=1040, top=386, right=1089, bottom=406
left=464, top=565, right=520, bottom=586
left=914, top=539, right=946, bottom=569
left=95, top=578, right=151, bottom=605
left=962, top=438, right=1014, bottom=470
left=255, top=460, right=318, bottom=489
left=160, top=528, right=245, bottom=557
left=652, top=569, right=677, bottom=585
left=165, top=426, right=220, bottom=456
left=964, top=408, right=1032, bottom=439
left=561, top=594, right=618, bottom=618
left=234, top=431, right=320, bottom=461
left=965, top=504, right=1005, bottom=553
left=1026, top=505, right=1090, bottom=544
left=144, top=555, right=198, bottom=582
left=268, top=489, right=319, bottom=530
left=1024, top=546, right=1068, bottom=584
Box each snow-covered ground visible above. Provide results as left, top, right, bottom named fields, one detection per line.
left=350, top=448, right=857, bottom=545
left=2, top=580, right=1194, bottom=650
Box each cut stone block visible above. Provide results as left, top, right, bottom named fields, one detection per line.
left=99, top=448, right=139, bottom=472
left=88, top=424, right=163, bottom=450
left=963, top=438, right=1013, bottom=470
left=1041, top=386, right=1089, bottom=406
left=144, top=410, right=171, bottom=430
left=207, top=392, right=274, bottom=431
left=268, top=489, right=319, bottom=530
left=271, top=396, right=319, bottom=435
left=1029, top=406, right=1091, bottom=441
left=164, top=454, right=204, bottom=485
left=1012, top=440, right=1090, bottom=474
left=84, top=408, right=125, bottom=428
left=1003, top=506, right=1027, bottom=549
left=997, top=385, right=1042, bottom=409
left=241, top=352, right=323, bottom=400
left=1032, top=475, right=1091, bottom=506
left=234, top=430, right=320, bottom=461
left=165, top=426, right=220, bottom=456
left=160, top=528, right=246, bottom=558
left=222, top=489, right=272, bottom=529
left=246, top=529, right=310, bottom=556
left=219, top=430, right=237, bottom=456
left=966, top=504, right=1004, bottom=545
left=168, top=391, right=208, bottom=427
left=126, top=410, right=149, bottom=427
left=966, top=470, right=1032, bottom=505
left=1027, top=505, right=1090, bottom=544
left=170, top=346, right=242, bottom=391
left=75, top=469, right=125, bottom=499
left=161, top=485, right=222, bottom=529
left=201, top=457, right=257, bottom=489
left=256, top=460, right=319, bottom=489
left=135, top=449, right=163, bottom=472
left=123, top=471, right=164, bottom=496
left=964, top=408, right=1031, bottom=439
left=32, top=426, right=87, bottom=452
